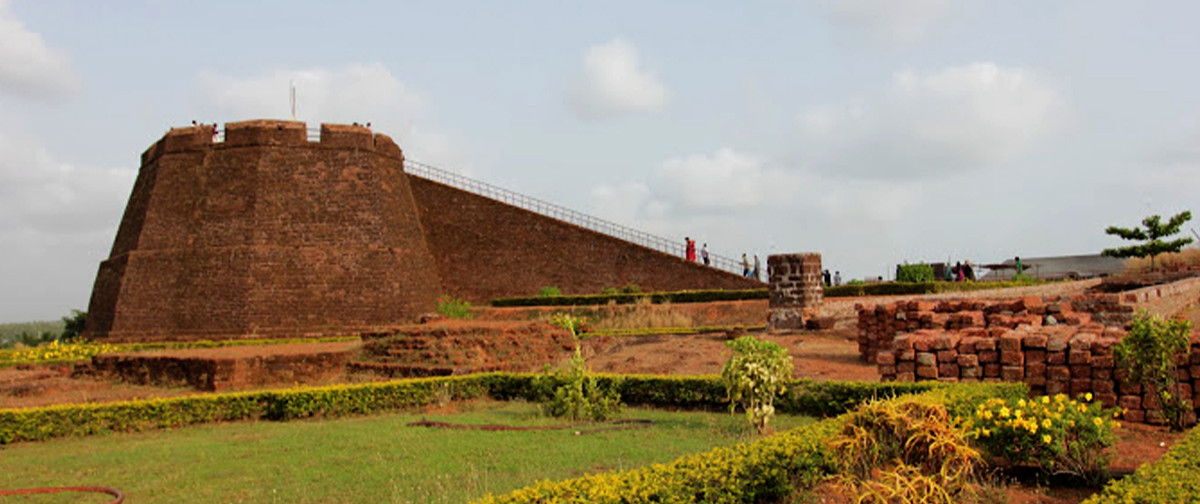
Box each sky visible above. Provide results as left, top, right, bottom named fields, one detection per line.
left=1, top=0, right=1199, bottom=322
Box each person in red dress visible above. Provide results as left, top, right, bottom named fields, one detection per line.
left=685, top=237, right=696, bottom=261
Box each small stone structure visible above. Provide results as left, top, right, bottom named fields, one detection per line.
left=767, top=253, right=823, bottom=330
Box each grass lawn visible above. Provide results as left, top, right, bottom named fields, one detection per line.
left=0, top=400, right=815, bottom=503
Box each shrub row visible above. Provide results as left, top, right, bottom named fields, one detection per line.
left=0, top=335, right=361, bottom=368
left=0, top=375, right=490, bottom=444
left=0, top=373, right=1024, bottom=445
left=491, top=289, right=769, bottom=307
left=494, top=280, right=1053, bottom=307
left=824, top=279, right=1048, bottom=298
left=587, top=325, right=765, bottom=337
left=1084, top=422, right=1200, bottom=503
left=471, top=382, right=1026, bottom=504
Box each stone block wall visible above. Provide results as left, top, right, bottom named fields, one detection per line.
left=877, top=325, right=1200, bottom=426
left=856, top=295, right=1135, bottom=362
left=766, top=253, right=823, bottom=330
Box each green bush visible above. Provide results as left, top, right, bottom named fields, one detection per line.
left=548, top=312, right=588, bottom=337
left=722, top=336, right=793, bottom=433
left=896, top=263, right=936, bottom=283
left=537, top=347, right=622, bottom=422
left=536, top=286, right=562, bottom=297
left=60, top=309, right=87, bottom=343
left=1011, top=272, right=1037, bottom=283
left=1115, top=312, right=1194, bottom=431
left=1084, top=422, right=1200, bottom=503
left=436, top=295, right=474, bottom=319
left=968, top=393, right=1120, bottom=482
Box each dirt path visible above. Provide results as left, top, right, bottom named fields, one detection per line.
left=585, top=328, right=872, bottom=381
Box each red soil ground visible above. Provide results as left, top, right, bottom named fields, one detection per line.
left=2, top=279, right=1195, bottom=503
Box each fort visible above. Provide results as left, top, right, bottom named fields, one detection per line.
left=83, top=120, right=759, bottom=342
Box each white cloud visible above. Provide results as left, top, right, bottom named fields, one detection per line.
left=570, top=38, right=669, bottom=119
left=653, top=148, right=797, bottom=209
left=194, top=63, right=462, bottom=165
left=0, top=128, right=133, bottom=240
left=798, top=62, right=1062, bottom=179
left=0, top=123, right=135, bottom=321
left=0, top=0, right=78, bottom=98
left=814, top=0, right=958, bottom=44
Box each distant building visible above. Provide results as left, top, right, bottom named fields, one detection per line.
left=979, top=254, right=1124, bottom=281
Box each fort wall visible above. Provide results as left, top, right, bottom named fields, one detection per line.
left=408, top=176, right=761, bottom=303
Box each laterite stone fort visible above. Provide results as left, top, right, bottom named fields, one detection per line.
left=83, top=120, right=758, bottom=341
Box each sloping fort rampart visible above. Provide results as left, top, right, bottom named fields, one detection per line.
left=84, top=120, right=759, bottom=341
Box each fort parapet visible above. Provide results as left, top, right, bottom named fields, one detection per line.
left=85, top=120, right=759, bottom=341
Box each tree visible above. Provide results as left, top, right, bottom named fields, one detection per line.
left=1102, top=210, right=1193, bottom=270
left=60, top=309, right=87, bottom=342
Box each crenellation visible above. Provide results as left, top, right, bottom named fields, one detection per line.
left=319, top=123, right=374, bottom=150
left=223, top=119, right=306, bottom=147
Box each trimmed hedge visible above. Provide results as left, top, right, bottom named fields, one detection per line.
left=1084, top=423, right=1200, bottom=503
left=493, top=279, right=1056, bottom=307
left=0, top=375, right=492, bottom=444
left=0, top=373, right=1025, bottom=446
left=0, top=335, right=361, bottom=368
left=588, top=325, right=765, bottom=337
left=491, top=289, right=769, bottom=307
left=471, top=382, right=1026, bottom=504
left=824, top=279, right=1050, bottom=298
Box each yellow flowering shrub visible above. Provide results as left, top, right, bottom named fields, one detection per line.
left=967, top=393, right=1120, bottom=480
left=0, top=340, right=118, bottom=366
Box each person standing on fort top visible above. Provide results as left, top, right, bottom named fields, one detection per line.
left=742, top=253, right=751, bottom=276
left=752, top=254, right=761, bottom=280
left=964, top=261, right=976, bottom=282
left=1015, top=256, right=1023, bottom=276
left=701, top=243, right=710, bottom=266
left=834, top=271, right=842, bottom=286
left=823, top=269, right=831, bottom=287
left=685, top=237, right=696, bottom=262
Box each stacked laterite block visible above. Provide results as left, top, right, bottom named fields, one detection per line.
left=766, top=253, right=823, bottom=330
left=880, top=325, right=1199, bottom=426
left=856, top=295, right=1134, bottom=363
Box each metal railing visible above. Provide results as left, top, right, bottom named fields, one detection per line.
left=404, top=159, right=751, bottom=277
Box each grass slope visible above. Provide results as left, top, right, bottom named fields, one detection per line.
left=0, top=401, right=814, bottom=504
